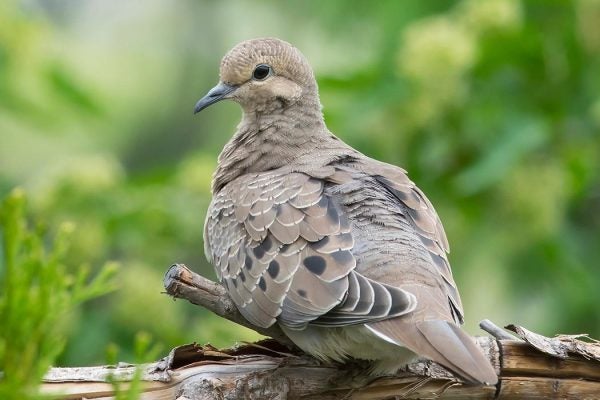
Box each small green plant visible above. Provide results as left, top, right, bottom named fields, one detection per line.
left=0, top=188, right=117, bottom=400
left=106, top=331, right=164, bottom=400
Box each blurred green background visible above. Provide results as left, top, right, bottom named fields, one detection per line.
left=1, top=0, right=599, bottom=367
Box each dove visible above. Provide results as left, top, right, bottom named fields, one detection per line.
left=194, top=38, right=498, bottom=385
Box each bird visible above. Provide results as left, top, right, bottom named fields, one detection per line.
left=194, top=37, right=498, bottom=385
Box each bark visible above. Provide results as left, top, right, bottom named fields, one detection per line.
left=40, top=263, right=600, bottom=400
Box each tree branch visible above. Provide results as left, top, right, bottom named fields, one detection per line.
left=39, top=263, right=600, bottom=399
left=479, top=319, right=520, bottom=341
left=163, top=263, right=292, bottom=345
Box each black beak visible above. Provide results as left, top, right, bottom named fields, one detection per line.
left=194, top=82, right=237, bottom=114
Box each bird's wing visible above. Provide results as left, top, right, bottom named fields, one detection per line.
left=356, top=159, right=464, bottom=324
left=204, top=169, right=416, bottom=330
left=206, top=164, right=496, bottom=384
left=341, top=159, right=497, bottom=384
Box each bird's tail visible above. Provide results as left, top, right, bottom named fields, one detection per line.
left=368, top=319, right=498, bottom=385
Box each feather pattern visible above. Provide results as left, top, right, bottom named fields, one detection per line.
left=205, top=169, right=420, bottom=330
left=201, top=37, right=497, bottom=385
left=359, top=160, right=464, bottom=324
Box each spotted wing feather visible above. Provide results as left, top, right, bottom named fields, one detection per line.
left=359, top=160, right=464, bottom=324
left=205, top=172, right=350, bottom=328
left=205, top=169, right=418, bottom=330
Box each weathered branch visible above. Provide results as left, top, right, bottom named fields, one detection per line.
left=40, top=263, right=600, bottom=399
left=163, top=263, right=292, bottom=345
left=479, top=319, right=520, bottom=341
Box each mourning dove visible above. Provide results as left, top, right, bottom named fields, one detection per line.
left=194, top=38, right=498, bottom=385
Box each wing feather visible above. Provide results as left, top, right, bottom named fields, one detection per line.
left=359, top=160, right=464, bottom=323
left=205, top=168, right=421, bottom=329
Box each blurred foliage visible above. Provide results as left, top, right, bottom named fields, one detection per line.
left=0, top=189, right=116, bottom=398
left=0, top=0, right=598, bottom=369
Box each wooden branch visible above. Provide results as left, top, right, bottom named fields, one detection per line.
left=163, top=263, right=292, bottom=345
left=479, top=319, right=520, bottom=341
left=40, top=263, right=600, bottom=399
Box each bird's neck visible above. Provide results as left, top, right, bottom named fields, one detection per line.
left=212, top=100, right=341, bottom=193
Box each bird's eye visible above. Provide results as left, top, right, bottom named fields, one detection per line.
left=252, top=64, right=272, bottom=81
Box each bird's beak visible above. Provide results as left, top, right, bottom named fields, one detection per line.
left=194, top=82, right=237, bottom=114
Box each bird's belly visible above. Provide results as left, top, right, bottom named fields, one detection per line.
left=280, top=324, right=418, bottom=374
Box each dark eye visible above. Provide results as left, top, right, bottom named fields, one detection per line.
left=252, top=64, right=272, bottom=80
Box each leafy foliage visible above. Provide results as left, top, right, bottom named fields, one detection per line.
left=0, top=189, right=116, bottom=398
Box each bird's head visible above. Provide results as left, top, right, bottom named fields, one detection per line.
left=194, top=38, right=318, bottom=115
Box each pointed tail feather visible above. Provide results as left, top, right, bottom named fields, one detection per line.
left=417, top=320, right=498, bottom=385
left=369, top=319, right=498, bottom=385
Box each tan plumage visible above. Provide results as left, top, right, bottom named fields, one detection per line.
left=195, top=37, right=498, bottom=385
